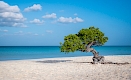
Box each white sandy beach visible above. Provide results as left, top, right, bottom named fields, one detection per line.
left=0, top=56, right=131, bottom=80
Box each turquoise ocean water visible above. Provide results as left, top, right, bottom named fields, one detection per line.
left=0, top=46, right=131, bottom=61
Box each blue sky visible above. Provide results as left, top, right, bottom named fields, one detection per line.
left=0, top=0, right=131, bottom=46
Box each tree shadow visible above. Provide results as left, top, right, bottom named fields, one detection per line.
left=36, top=60, right=73, bottom=63
left=102, top=62, right=130, bottom=65
left=74, top=62, right=93, bottom=64
left=74, top=61, right=130, bottom=65
left=36, top=60, right=130, bottom=65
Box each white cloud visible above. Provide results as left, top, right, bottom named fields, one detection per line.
left=12, top=23, right=27, bottom=27
left=30, top=19, right=44, bottom=25
left=74, top=13, right=78, bottom=16
left=46, top=30, right=53, bottom=33
left=42, top=13, right=57, bottom=19
left=57, top=17, right=83, bottom=23
left=75, top=17, right=84, bottom=22
left=0, top=1, right=26, bottom=27
left=0, top=1, right=20, bottom=13
left=24, top=4, right=42, bottom=12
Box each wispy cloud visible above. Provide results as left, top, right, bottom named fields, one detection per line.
left=42, top=13, right=57, bottom=19
left=59, top=10, right=64, bottom=12
left=74, top=13, right=78, bottom=16
left=3, top=30, right=8, bottom=32
left=57, top=17, right=83, bottom=23
left=42, top=34, right=44, bottom=36
left=30, top=19, right=44, bottom=25
left=0, top=1, right=26, bottom=27
left=34, top=33, right=39, bottom=36
left=27, top=32, right=32, bottom=34
left=24, top=4, right=42, bottom=12
left=46, top=30, right=53, bottom=33
left=15, top=31, right=23, bottom=34
left=0, top=30, right=52, bottom=37
left=0, top=29, right=8, bottom=32
left=14, top=31, right=24, bottom=35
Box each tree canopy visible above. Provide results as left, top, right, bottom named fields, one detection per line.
left=60, top=26, right=108, bottom=53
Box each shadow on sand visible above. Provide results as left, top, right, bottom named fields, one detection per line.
left=36, top=60, right=73, bottom=63
left=36, top=60, right=130, bottom=65
left=74, top=61, right=130, bottom=65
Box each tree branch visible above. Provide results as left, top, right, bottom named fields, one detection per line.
left=86, top=41, right=94, bottom=48
left=86, top=41, right=99, bottom=57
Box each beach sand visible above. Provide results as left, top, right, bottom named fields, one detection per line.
left=0, top=56, right=131, bottom=80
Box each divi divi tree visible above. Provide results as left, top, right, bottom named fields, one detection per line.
left=60, top=26, right=108, bottom=64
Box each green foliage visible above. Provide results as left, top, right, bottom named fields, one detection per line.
left=78, top=26, right=108, bottom=45
left=60, top=26, right=108, bottom=53
left=60, top=34, right=83, bottom=53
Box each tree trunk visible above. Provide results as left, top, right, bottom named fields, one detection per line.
left=86, top=42, right=105, bottom=64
